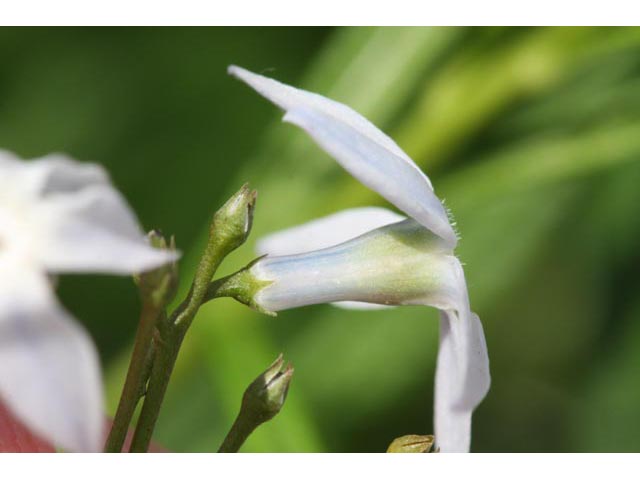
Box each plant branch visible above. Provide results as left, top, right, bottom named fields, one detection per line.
left=104, top=301, right=162, bottom=453
left=128, top=321, right=181, bottom=452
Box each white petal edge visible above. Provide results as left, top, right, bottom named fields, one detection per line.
left=229, top=65, right=458, bottom=248
left=0, top=261, right=104, bottom=452
left=256, top=207, right=405, bottom=256
left=331, top=301, right=394, bottom=311
left=228, top=66, right=416, bottom=166
left=0, top=150, right=108, bottom=201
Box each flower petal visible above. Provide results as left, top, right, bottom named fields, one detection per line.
left=21, top=155, right=178, bottom=274
left=0, top=261, right=104, bottom=452
left=257, top=207, right=405, bottom=256
left=228, top=66, right=458, bottom=248
left=1, top=150, right=107, bottom=201
left=434, top=306, right=490, bottom=452
left=2, top=151, right=178, bottom=275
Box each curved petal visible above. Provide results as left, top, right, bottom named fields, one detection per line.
left=229, top=66, right=458, bottom=248
left=433, top=286, right=490, bottom=451
left=31, top=176, right=178, bottom=275
left=0, top=261, right=104, bottom=452
left=257, top=207, right=405, bottom=256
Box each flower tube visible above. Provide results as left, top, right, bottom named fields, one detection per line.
left=252, top=219, right=454, bottom=312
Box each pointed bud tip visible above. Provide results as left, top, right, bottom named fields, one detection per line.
left=147, top=229, right=166, bottom=247
left=262, top=353, right=285, bottom=384
left=217, top=183, right=253, bottom=215
left=146, top=230, right=179, bottom=259
left=281, top=363, right=294, bottom=383
left=134, top=230, right=180, bottom=306
left=241, top=355, right=294, bottom=423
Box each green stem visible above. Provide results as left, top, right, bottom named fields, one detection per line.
left=127, top=232, right=229, bottom=452
left=173, top=226, right=230, bottom=329
left=218, top=413, right=258, bottom=453
left=104, top=301, right=161, bottom=453
left=129, top=325, right=181, bottom=452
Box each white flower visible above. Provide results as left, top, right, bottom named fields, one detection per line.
left=229, top=66, right=490, bottom=453
left=0, top=150, right=178, bottom=452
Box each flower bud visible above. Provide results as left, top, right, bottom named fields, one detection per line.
left=133, top=230, right=179, bottom=308
left=386, top=434, right=435, bottom=453
left=211, top=183, right=257, bottom=257
left=241, top=353, right=293, bottom=424
left=218, top=354, right=294, bottom=452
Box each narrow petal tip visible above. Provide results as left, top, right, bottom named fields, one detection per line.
left=229, top=66, right=458, bottom=248
left=227, top=64, right=244, bottom=77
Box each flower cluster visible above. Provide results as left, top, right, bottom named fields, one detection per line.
left=0, top=64, right=490, bottom=453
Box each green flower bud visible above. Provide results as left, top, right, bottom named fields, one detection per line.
left=218, top=354, right=294, bottom=453
left=387, top=434, right=435, bottom=453
left=134, top=230, right=179, bottom=308
left=211, top=183, right=257, bottom=257
left=241, top=353, right=294, bottom=424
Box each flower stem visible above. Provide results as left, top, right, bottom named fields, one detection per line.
left=104, top=301, right=161, bottom=453
left=126, top=184, right=257, bottom=453
left=218, top=414, right=256, bottom=453
left=127, top=245, right=220, bottom=452
left=128, top=323, right=181, bottom=452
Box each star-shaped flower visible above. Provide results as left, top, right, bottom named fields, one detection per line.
left=0, top=150, right=178, bottom=452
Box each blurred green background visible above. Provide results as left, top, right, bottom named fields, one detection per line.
left=2, top=27, right=640, bottom=452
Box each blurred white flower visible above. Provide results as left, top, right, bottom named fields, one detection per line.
left=229, top=66, right=490, bottom=453
left=0, top=150, right=178, bottom=452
